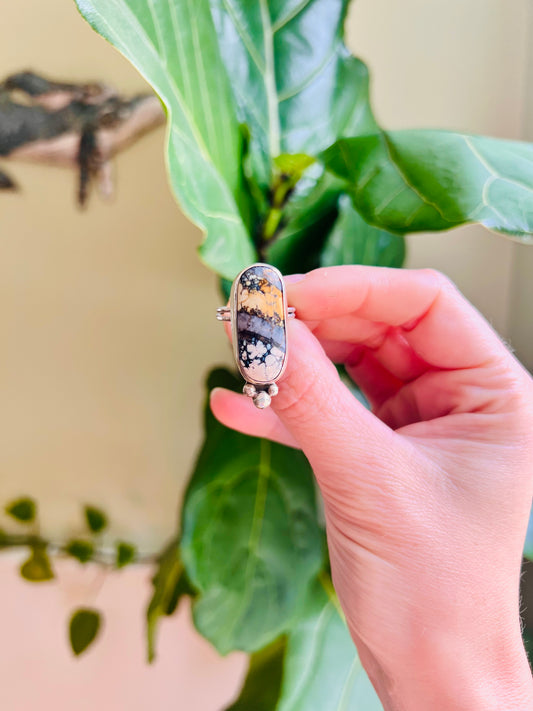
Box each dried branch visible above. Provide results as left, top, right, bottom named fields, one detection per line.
left=0, top=71, right=165, bottom=205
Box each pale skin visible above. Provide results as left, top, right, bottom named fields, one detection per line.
left=211, top=266, right=533, bottom=711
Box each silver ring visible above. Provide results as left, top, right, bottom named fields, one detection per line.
left=216, top=263, right=296, bottom=409
left=216, top=306, right=295, bottom=321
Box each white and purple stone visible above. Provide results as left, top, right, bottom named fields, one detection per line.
left=232, top=264, right=287, bottom=385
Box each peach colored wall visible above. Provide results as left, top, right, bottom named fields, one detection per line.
left=0, top=555, right=245, bottom=710
left=0, top=1, right=530, bottom=709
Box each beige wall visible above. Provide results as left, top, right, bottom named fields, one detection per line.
left=0, top=1, right=531, bottom=709
left=507, top=2, right=533, bottom=370
left=1, top=2, right=230, bottom=548
left=350, top=0, right=530, bottom=337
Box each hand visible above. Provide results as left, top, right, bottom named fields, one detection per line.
left=211, top=266, right=533, bottom=710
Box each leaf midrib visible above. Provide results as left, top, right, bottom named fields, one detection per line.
left=259, top=0, right=281, bottom=157
left=209, top=438, right=274, bottom=648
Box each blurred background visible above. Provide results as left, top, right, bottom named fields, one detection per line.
left=0, top=0, right=532, bottom=708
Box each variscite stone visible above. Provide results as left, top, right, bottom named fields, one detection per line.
left=232, top=264, right=287, bottom=385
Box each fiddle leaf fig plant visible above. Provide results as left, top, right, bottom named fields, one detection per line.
left=65, top=0, right=533, bottom=704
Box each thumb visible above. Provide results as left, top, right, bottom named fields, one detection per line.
left=272, top=319, right=397, bottom=474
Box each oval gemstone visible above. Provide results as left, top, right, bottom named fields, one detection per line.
left=234, top=265, right=287, bottom=384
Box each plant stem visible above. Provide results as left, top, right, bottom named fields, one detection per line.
left=0, top=531, right=155, bottom=566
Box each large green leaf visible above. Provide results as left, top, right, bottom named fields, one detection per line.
left=210, top=0, right=377, bottom=186
left=320, top=194, right=406, bottom=268
left=181, top=368, right=324, bottom=654
left=224, top=578, right=382, bottom=711
left=75, top=0, right=256, bottom=279
left=323, top=131, right=533, bottom=239
left=278, top=579, right=383, bottom=711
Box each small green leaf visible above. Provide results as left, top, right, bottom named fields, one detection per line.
left=225, top=637, right=286, bottom=711
left=65, top=539, right=94, bottom=564
left=273, top=154, right=315, bottom=179
left=84, top=505, right=107, bottom=534
left=181, top=368, right=324, bottom=654
left=69, top=608, right=102, bottom=656
left=20, top=543, right=54, bottom=582
left=5, top=497, right=36, bottom=523
left=116, top=541, right=137, bottom=569
left=320, top=195, right=406, bottom=269
left=146, top=538, right=192, bottom=663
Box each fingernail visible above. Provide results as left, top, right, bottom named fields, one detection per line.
left=284, top=273, right=306, bottom=284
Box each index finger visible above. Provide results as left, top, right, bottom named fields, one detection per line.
left=286, top=266, right=505, bottom=369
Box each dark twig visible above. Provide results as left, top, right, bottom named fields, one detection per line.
left=0, top=70, right=165, bottom=206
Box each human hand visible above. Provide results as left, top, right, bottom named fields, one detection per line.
left=211, top=266, right=533, bottom=710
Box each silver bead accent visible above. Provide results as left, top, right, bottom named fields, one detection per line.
left=253, top=391, right=271, bottom=409
left=268, top=383, right=279, bottom=397
left=243, top=383, right=257, bottom=397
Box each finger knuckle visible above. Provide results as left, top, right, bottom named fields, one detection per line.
left=418, top=267, right=455, bottom=291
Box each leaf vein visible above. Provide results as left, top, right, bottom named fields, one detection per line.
left=187, top=0, right=222, bottom=168
left=373, top=184, right=410, bottom=216
left=272, top=0, right=314, bottom=33
left=336, top=655, right=364, bottom=711
left=221, top=0, right=266, bottom=72
left=259, top=0, right=281, bottom=157
left=278, top=42, right=338, bottom=103
left=381, top=133, right=453, bottom=223
left=464, top=135, right=533, bottom=195
left=281, top=603, right=336, bottom=707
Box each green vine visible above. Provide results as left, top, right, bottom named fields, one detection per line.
left=0, top=495, right=185, bottom=658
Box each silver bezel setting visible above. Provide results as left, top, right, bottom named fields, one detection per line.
left=230, top=262, right=290, bottom=387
